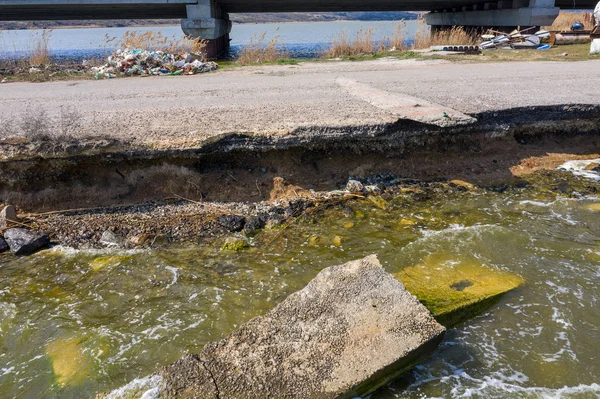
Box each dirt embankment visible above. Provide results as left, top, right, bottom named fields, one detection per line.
left=1, top=104, right=599, bottom=249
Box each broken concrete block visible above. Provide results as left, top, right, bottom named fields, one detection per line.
left=0, top=205, right=17, bottom=228
left=159, top=255, right=445, bottom=399
left=3, top=228, right=50, bottom=256
left=395, top=254, right=524, bottom=327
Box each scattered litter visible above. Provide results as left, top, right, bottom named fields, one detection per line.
left=591, top=1, right=600, bottom=54
left=90, top=48, right=218, bottom=79
left=571, top=21, right=585, bottom=31
left=480, top=27, right=552, bottom=50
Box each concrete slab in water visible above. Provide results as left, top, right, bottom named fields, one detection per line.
left=395, top=254, right=524, bottom=327
left=159, top=255, right=445, bottom=399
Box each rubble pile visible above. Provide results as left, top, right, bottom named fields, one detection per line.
left=480, top=28, right=552, bottom=50
left=90, top=48, right=218, bottom=79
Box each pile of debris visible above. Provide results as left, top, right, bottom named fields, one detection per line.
left=592, top=1, right=600, bottom=54
left=480, top=27, right=551, bottom=50
left=90, top=48, right=218, bottom=79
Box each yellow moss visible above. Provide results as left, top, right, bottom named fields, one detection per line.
left=355, top=210, right=366, bottom=219
left=46, top=336, right=91, bottom=386
left=395, top=254, right=524, bottom=326
left=333, top=236, right=342, bottom=247
left=367, top=196, right=388, bottom=210
left=343, top=221, right=355, bottom=229
left=90, top=255, right=130, bottom=272
left=450, top=180, right=475, bottom=190
left=399, top=218, right=416, bottom=226
left=584, top=203, right=600, bottom=212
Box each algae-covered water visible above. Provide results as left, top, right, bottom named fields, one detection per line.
left=1, top=170, right=600, bottom=398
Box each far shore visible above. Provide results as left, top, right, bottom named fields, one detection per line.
left=0, top=18, right=414, bottom=31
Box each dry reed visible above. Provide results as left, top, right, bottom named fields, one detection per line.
left=412, top=19, right=479, bottom=49
left=106, top=30, right=207, bottom=56
left=543, top=11, right=594, bottom=31
left=236, top=31, right=287, bottom=64
left=323, top=28, right=377, bottom=58
left=388, top=21, right=409, bottom=51
left=28, top=30, right=52, bottom=66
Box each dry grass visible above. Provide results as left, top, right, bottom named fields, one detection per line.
left=236, top=31, right=287, bottom=64
left=388, top=21, right=410, bottom=51
left=28, top=30, right=52, bottom=66
left=323, top=28, right=376, bottom=58
left=543, top=11, right=595, bottom=31
left=0, top=29, right=53, bottom=67
left=105, top=30, right=207, bottom=55
left=322, top=20, right=479, bottom=58
left=413, top=19, right=479, bottom=49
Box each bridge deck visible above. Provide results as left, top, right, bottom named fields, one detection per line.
left=0, top=0, right=596, bottom=20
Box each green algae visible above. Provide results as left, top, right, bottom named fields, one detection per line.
left=395, top=254, right=524, bottom=327
left=90, top=255, right=132, bottom=272
left=46, top=336, right=91, bottom=387
left=221, top=237, right=250, bottom=251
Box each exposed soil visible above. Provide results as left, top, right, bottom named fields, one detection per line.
left=1, top=104, right=599, bottom=249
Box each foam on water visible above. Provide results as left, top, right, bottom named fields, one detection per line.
left=103, top=375, right=164, bottom=399
left=558, top=158, right=600, bottom=181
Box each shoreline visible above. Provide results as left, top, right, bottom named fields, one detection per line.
left=1, top=57, right=600, bottom=249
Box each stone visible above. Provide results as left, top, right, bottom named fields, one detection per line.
left=265, top=214, right=284, bottom=229
left=216, top=214, right=246, bottom=232
left=159, top=255, right=445, bottom=399
left=100, top=230, right=125, bottom=247
left=242, top=215, right=266, bottom=236
left=332, top=235, right=342, bottom=247
left=0, top=237, right=8, bottom=253
left=90, top=255, right=131, bottom=272
left=3, top=228, right=50, bottom=256
left=0, top=205, right=17, bottom=228
left=449, top=179, right=475, bottom=191
left=584, top=162, right=600, bottom=171
left=364, top=184, right=383, bottom=194
left=345, top=179, right=364, bottom=193
left=367, top=195, right=388, bottom=210
left=395, top=254, right=524, bottom=327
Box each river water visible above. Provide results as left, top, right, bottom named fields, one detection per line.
left=0, top=20, right=420, bottom=60
left=1, top=166, right=600, bottom=398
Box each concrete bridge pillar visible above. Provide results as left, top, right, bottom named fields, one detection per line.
left=425, top=0, right=559, bottom=31
left=181, top=0, right=231, bottom=59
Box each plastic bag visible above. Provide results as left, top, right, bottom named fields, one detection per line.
left=591, top=39, right=600, bottom=54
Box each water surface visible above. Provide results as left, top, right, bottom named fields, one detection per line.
left=0, top=20, right=419, bottom=60
left=1, top=169, right=600, bottom=398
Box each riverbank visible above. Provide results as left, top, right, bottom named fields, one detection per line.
left=1, top=57, right=600, bottom=249
left=1, top=42, right=597, bottom=82
left=1, top=55, right=600, bottom=399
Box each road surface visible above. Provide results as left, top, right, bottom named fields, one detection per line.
left=1, top=58, right=599, bottom=148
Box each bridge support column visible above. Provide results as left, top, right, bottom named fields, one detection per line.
left=425, top=0, right=559, bottom=30
left=181, top=0, right=231, bottom=59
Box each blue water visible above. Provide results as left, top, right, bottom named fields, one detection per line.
left=0, top=20, right=420, bottom=60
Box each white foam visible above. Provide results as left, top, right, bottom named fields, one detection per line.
left=103, top=375, right=164, bottom=399
left=558, top=158, right=600, bottom=181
